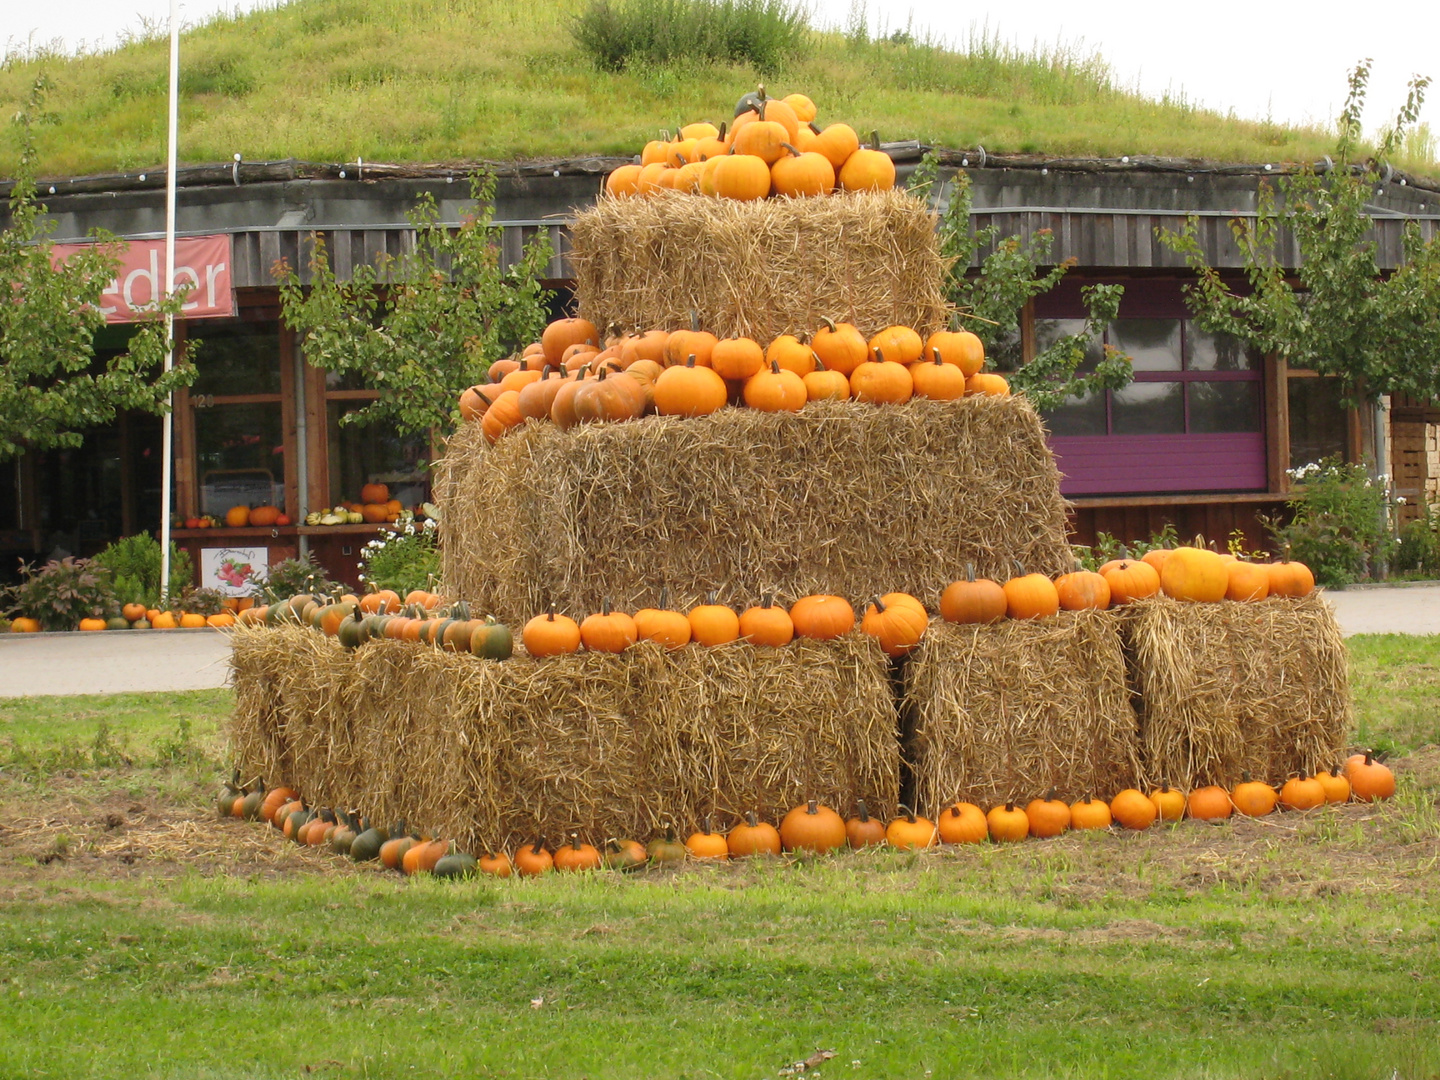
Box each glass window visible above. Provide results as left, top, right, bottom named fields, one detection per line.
left=190, top=322, right=282, bottom=396
left=324, top=369, right=374, bottom=392
left=1187, top=325, right=1261, bottom=371
left=1110, top=319, right=1181, bottom=371
left=1188, top=382, right=1261, bottom=433
left=1112, top=381, right=1184, bottom=435
left=1033, top=319, right=1102, bottom=373
left=195, top=403, right=285, bottom=514
left=1288, top=377, right=1349, bottom=468
left=326, top=403, right=430, bottom=508
left=1043, top=391, right=1107, bottom=437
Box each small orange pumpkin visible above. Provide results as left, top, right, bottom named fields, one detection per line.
left=1069, top=796, right=1112, bottom=831
left=1278, top=771, right=1326, bottom=811
left=860, top=593, right=928, bottom=657
left=1003, top=568, right=1060, bottom=620
left=1110, top=788, right=1157, bottom=830
left=1187, top=784, right=1233, bottom=821
left=1148, top=782, right=1187, bottom=821
left=885, top=804, right=936, bottom=850
left=937, top=801, right=989, bottom=844
left=522, top=608, right=582, bottom=657
left=685, top=817, right=730, bottom=860
left=726, top=812, right=782, bottom=857
left=845, top=800, right=889, bottom=848
left=514, top=838, right=554, bottom=877
left=986, top=801, right=1030, bottom=843
left=688, top=593, right=740, bottom=646
left=1024, top=789, right=1070, bottom=839
left=739, top=596, right=795, bottom=647
left=789, top=594, right=855, bottom=640
left=1346, top=753, right=1395, bottom=801
left=580, top=598, right=637, bottom=654
left=633, top=589, right=692, bottom=649
left=1231, top=773, right=1278, bottom=817
left=940, top=564, right=1008, bottom=625
left=779, top=800, right=848, bottom=854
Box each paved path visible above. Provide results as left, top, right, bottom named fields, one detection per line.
left=0, top=629, right=232, bottom=698
left=1320, top=584, right=1440, bottom=637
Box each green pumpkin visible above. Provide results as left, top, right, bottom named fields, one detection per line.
left=131, top=618, right=151, bottom=630
left=240, top=782, right=267, bottom=821
left=329, top=811, right=361, bottom=856
left=646, top=826, right=687, bottom=867
left=470, top=618, right=513, bottom=660
left=349, top=825, right=389, bottom=862
left=105, top=616, right=131, bottom=631
left=426, top=619, right=456, bottom=648
left=337, top=606, right=368, bottom=649
left=433, top=852, right=479, bottom=879
left=284, top=807, right=313, bottom=842
left=266, top=602, right=297, bottom=626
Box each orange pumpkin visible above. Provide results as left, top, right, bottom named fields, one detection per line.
left=936, top=801, right=988, bottom=844
left=986, top=801, right=1030, bottom=843
left=224, top=505, right=251, bottom=528
left=1279, top=771, right=1327, bottom=811
left=542, top=317, right=600, bottom=365
left=1231, top=773, right=1278, bottom=817
left=1003, top=571, right=1060, bottom=620
left=685, top=817, right=729, bottom=860
left=925, top=329, right=985, bottom=377
left=789, top=595, right=855, bottom=640
left=78, top=617, right=108, bottom=631
left=849, top=353, right=913, bottom=404
left=1160, top=545, right=1230, bottom=603
left=743, top=361, right=807, bottom=412
left=1346, top=753, right=1395, bottom=801
left=1187, top=784, right=1233, bottom=821
left=1268, top=556, right=1316, bottom=598
left=522, top=608, right=582, bottom=657
left=727, top=812, right=782, bottom=857
left=802, top=357, right=851, bottom=402
left=778, top=800, right=848, bottom=854
left=553, top=835, right=602, bottom=872
left=1054, top=569, right=1111, bottom=611
left=688, top=594, right=740, bottom=646
left=838, top=131, right=896, bottom=192
left=846, top=800, right=888, bottom=848
left=1225, top=559, right=1271, bottom=602
left=514, top=839, right=554, bottom=877
left=580, top=599, right=637, bottom=653
left=633, top=590, right=692, bottom=649
left=868, top=326, right=924, bottom=366
left=1069, top=796, right=1112, bottom=830
left=910, top=352, right=968, bottom=401
left=1110, top=789, right=1157, bottom=830
left=1024, top=790, right=1070, bottom=839
left=940, top=565, right=1008, bottom=624
left=711, top=337, right=766, bottom=381
left=653, top=355, right=728, bottom=417
left=665, top=317, right=718, bottom=368
left=885, top=804, right=936, bottom=849
left=360, top=482, right=389, bottom=505
left=811, top=317, right=869, bottom=375
left=809, top=122, right=860, bottom=170
left=965, top=372, right=1010, bottom=397
left=1149, top=782, right=1187, bottom=821
left=738, top=597, right=795, bottom=647
left=1099, top=559, right=1161, bottom=605
left=606, top=164, right=643, bottom=198
left=1315, top=766, right=1351, bottom=804
left=860, top=594, right=928, bottom=657
left=771, top=144, right=836, bottom=197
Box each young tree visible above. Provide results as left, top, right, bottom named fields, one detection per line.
left=0, top=75, right=191, bottom=461
left=1158, top=61, right=1440, bottom=406
left=275, top=173, right=553, bottom=437
left=911, top=154, right=1133, bottom=410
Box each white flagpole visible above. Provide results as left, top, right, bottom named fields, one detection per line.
left=158, top=0, right=180, bottom=604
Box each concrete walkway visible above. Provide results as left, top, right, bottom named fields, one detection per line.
left=0, top=629, right=233, bottom=698
left=1320, top=584, right=1440, bottom=637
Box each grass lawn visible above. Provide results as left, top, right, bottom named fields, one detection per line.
left=0, top=635, right=1437, bottom=1079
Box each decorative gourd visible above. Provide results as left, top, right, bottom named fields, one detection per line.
left=605, top=164, right=643, bottom=197
left=469, top=617, right=514, bottom=660
left=779, top=800, right=848, bottom=854
left=522, top=608, right=582, bottom=657
left=542, top=318, right=600, bottom=366
left=726, top=812, right=782, bottom=857
left=1268, top=555, right=1316, bottom=598
left=885, top=804, right=937, bottom=849
left=940, top=564, right=1008, bottom=624
left=789, top=594, right=855, bottom=640
left=965, top=372, right=1010, bottom=397
left=1315, top=765, right=1351, bottom=804
left=481, top=389, right=525, bottom=444
left=845, top=800, right=888, bottom=848
left=1024, top=789, right=1070, bottom=839
left=1069, top=795, right=1112, bottom=830
left=925, top=329, right=985, bottom=377
left=689, top=593, right=740, bottom=646
left=848, top=349, right=913, bottom=404
left=580, top=599, right=637, bottom=653
left=860, top=594, right=927, bottom=657
left=738, top=596, right=795, bottom=647
left=685, top=817, right=730, bottom=860
left=1231, top=772, right=1278, bottom=817
left=766, top=333, right=818, bottom=378
left=1110, top=789, right=1157, bottom=830
left=711, top=337, right=766, bottom=381
left=647, top=826, right=688, bottom=866
left=478, top=851, right=513, bottom=877
left=802, top=357, right=851, bottom=401
left=514, top=838, right=554, bottom=877
left=1187, top=784, right=1233, bottom=821
left=811, top=316, right=869, bottom=375
left=868, top=326, right=924, bottom=366
left=553, top=835, right=602, bottom=872
left=1003, top=566, right=1060, bottom=620
left=910, top=351, right=968, bottom=401
left=1099, top=559, right=1161, bottom=604
left=78, top=617, right=108, bottom=631
left=1345, top=753, right=1395, bottom=801
left=1225, top=559, right=1271, bottom=601
left=1160, top=544, right=1230, bottom=602
left=743, top=360, right=807, bottom=412
left=986, top=801, right=1030, bottom=843
left=838, top=131, right=896, bottom=191
left=1148, top=782, right=1186, bottom=821
left=634, top=589, right=692, bottom=649
left=936, top=801, right=988, bottom=844
left=433, top=852, right=479, bottom=879
left=602, top=838, right=649, bottom=872
left=1054, top=567, right=1111, bottom=611
left=1279, top=771, right=1326, bottom=811
left=653, top=355, right=728, bottom=416
left=771, top=143, right=835, bottom=197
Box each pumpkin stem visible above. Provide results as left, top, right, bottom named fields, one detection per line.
left=705, top=590, right=717, bottom=605
left=873, top=346, right=886, bottom=363
left=703, top=815, right=714, bottom=836
left=780, top=142, right=801, bottom=158
left=746, top=811, right=759, bottom=828
left=686, top=354, right=698, bottom=368
left=948, top=805, right=960, bottom=818
left=718, top=121, right=727, bottom=140
left=808, top=120, right=822, bottom=135
left=965, top=562, right=977, bottom=583
left=806, top=799, right=818, bottom=815
left=546, top=606, right=556, bottom=622
left=1364, top=752, right=1374, bottom=766
left=856, top=799, right=871, bottom=823
left=601, top=597, right=612, bottom=616
left=1011, top=558, right=1026, bottom=579
left=818, top=314, right=837, bottom=333
left=1046, top=787, right=1058, bottom=802
left=658, top=586, right=669, bottom=610
left=898, top=802, right=918, bottom=824
left=813, top=355, right=828, bottom=371
left=870, top=595, right=885, bottom=613
left=1005, top=801, right=1016, bottom=812
left=770, top=359, right=781, bottom=374
left=870, top=130, right=881, bottom=150
left=530, top=836, right=545, bottom=856
left=933, top=348, right=944, bottom=366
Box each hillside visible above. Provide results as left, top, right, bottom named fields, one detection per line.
left=0, top=0, right=1385, bottom=179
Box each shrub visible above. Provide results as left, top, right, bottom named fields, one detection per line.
left=176, top=586, right=228, bottom=616
left=92, top=532, right=192, bottom=608
left=1394, top=503, right=1440, bottom=576
left=1264, top=458, right=1394, bottom=587
left=252, top=555, right=335, bottom=603
left=358, top=514, right=441, bottom=596
left=571, top=0, right=809, bottom=74
left=7, top=557, right=119, bottom=631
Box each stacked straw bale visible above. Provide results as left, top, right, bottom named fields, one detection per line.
left=228, top=626, right=898, bottom=852
left=435, top=397, right=1073, bottom=626
left=1123, top=595, right=1351, bottom=788
left=904, top=611, right=1144, bottom=816
left=570, top=189, right=949, bottom=343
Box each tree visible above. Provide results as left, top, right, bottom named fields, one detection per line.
left=1158, top=61, right=1440, bottom=406
left=0, top=75, right=191, bottom=461
left=911, top=154, right=1133, bottom=410
left=275, top=173, right=553, bottom=437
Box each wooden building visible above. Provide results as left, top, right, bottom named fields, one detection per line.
left=2, top=150, right=1436, bottom=587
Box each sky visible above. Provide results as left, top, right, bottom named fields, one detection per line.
left=6, top=0, right=1439, bottom=137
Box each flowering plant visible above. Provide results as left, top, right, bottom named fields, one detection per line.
left=358, top=513, right=441, bottom=595
left=1265, top=457, right=1394, bottom=586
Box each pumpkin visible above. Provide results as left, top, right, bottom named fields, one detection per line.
left=549, top=370, right=593, bottom=429
left=848, top=352, right=913, bottom=404
left=1160, top=544, right=1230, bottom=602
left=10, top=617, right=41, bottom=633
left=937, top=801, right=989, bottom=844
left=860, top=594, right=927, bottom=657
left=1003, top=568, right=1060, bottom=620
left=433, top=852, right=479, bottom=879
left=738, top=596, right=794, bottom=647
left=636, top=162, right=672, bottom=195
left=1268, top=556, right=1315, bottom=598
left=940, top=564, right=1008, bottom=624
left=685, top=817, right=730, bottom=860
left=838, top=130, right=895, bottom=191
left=1099, top=559, right=1161, bottom=604
left=846, top=800, right=888, bottom=848
left=910, top=352, right=968, bottom=401
left=619, top=330, right=670, bottom=368
left=1315, top=766, right=1351, bottom=804
left=743, top=360, right=807, bottom=412
left=766, top=334, right=817, bottom=378
left=689, top=593, right=740, bottom=646
left=665, top=314, right=719, bottom=368
left=647, top=826, right=688, bottom=866
left=517, top=366, right=565, bottom=420
left=666, top=138, right=699, bottom=169
left=802, top=357, right=851, bottom=401
left=771, top=143, right=835, bottom=197
left=460, top=383, right=506, bottom=421
left=986, top=801, right=1030, bottom=843
left=478, top=851, right=513, bottom=877
left=603, top=838, right=650, bottom=872
left=926, top=329, right=985, bottom=377
left=1187, top=784, right=1233, bottom=821
left=572, top=369, right=647, bottom=425
left=868, top=326, right=924, bottom=366
left=580, top=598, right=637, bottom=653
left=1054, top=568, right=1111, bottom=611
left=809, top=122, right=860, bottom=170
left=1225, top=560, right=1271, bottom=601
left=885, top=804, right=937, bottom=849
left=1231, top=772, right=1278, bottom=817
left=179, top=613, right=207, bottom=629
left=732, top=117, right=789, bottom=163
left=542, top=318, right=600, bottom=366
left=711, top=337, right=766, bottom=381
left=779, top=800, right=848, bottom=854
left=1149, top=782, right=1186, bottom=821
left=653, top=355, right=728, bottom=416
left=481, top=389, right=525, bottom=444
left=811, top=316, right=869, bottom=375
left=206, top=612, right=236, bottom=628
left=965, top=372, right=1010, bottom=397
left=1069, top=795, right=1112, bottom=830
left=727, top=812, right=782, bottom=857
left=634, top=589, right=692, bottom=649
left=1346, top=753, right=1395, bottom=801
left=260, top=785, right=298, bottom=824
left=78, top=617, right=108, bottom=631
left=470, top=618, right=514, bottom=660
left=522, top=608, right=582, bottom=657
left=789, top=594, right=855, bottom=640
left=1024, top=790, right=1070, bottom=839
left=513, top=839, right=554, bottom=877
left=640, top=140, right=669, bottom=165
left=680, top=120, right=720, bottom=140
left=782, top=93, right=817, bottom=122
left=553, top=835, right=602, bottom=872
left=713, top=153, right=772, bottom=201
left=606, top=164, right=643, bottom=197
left=1279, top=771, right=1327, bottom=811
left=359, top=589, right=400, bottom=614
left=1110, top=788, right=1157, bottom=830
left=349, top=822, right=389, bottom=861
left=224, top=505, right=250, bottom=527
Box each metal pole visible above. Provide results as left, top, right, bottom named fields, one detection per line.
left=158, top=0, right=180, bottom=604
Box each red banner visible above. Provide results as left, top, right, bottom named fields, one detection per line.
left=51, top=234, right=234, bottom=324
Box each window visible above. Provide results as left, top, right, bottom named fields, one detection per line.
left=1287, top=376, right=1349, bottom=468
left=188, top=322, right=286, bottom=516
left=316, top=369, right=433, bottom=508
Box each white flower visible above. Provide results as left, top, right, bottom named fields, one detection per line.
left=1397, top=496, right=1408, bottom=505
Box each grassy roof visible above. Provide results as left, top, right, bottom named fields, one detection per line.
left=0, top=0, right=1400, bottom=179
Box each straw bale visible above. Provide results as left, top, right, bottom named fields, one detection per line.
left=570, top=189, right=950, bottom=343
left=1123, top=595, right=1351, bottom=787
left=438, top=397, right=1073, bottom=626
left=228, top=628, right=898, bottom=853
left=905, top=611, right=1144, bottom=816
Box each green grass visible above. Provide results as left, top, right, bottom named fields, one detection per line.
left=1, top=636, right=1438, bottom=1078
left=3, top=0, right=1425, bottom=179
